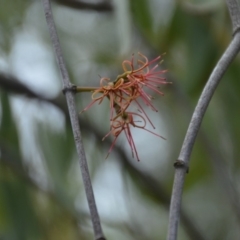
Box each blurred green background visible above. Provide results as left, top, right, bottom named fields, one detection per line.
left=0, top=0, right=240, bottom=239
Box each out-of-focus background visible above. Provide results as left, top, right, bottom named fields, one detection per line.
left=1, top=0, right=240, bottom=239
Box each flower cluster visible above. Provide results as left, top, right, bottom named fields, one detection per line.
left=79, top=53, right=169, bottom=161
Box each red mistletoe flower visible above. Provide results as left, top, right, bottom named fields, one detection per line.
left=79, top=52, right=169, bottom=161
left=80, top=77, right=130, bottom=120
left=103, top=112, right=165, bottom=161
left=121, top=52, right=168, bottom=112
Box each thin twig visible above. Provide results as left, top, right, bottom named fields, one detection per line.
left=167, top=1, right=240, bottom=239
left=0, top=73, right=67, bottom=111
left=170, top=72, right=240, bottom=224
left=54, top=0, right=113, bottom=12
left=41, top=1, right=105, bottom=239
left=226, top=0, right=240, bottom=35
left=0, top=73, right=41, bottom=98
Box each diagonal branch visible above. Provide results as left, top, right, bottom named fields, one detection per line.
left=167, top=1, right=240, bottom=240
left=0, top=73, right=67, bottom=112
left=226, top=0, right=240, bottom=35
left=54, top=0, right=113, bottom=12
left=0, top=74, right=41, bottom=98
left=41, top=1, right=105, bottom=239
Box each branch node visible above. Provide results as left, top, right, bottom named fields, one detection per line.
left=174, top=160, right=189, bottom=173
left=233, top=26, right=240, bottom=37
left=62, top=84, right=77, bottom=95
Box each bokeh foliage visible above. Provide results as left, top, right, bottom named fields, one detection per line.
left=0, top=0, right=240, bottom=239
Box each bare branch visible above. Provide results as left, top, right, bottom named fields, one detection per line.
left=167, top=1, right=240, bottom=239
left=170, top=72, right=240, bottom=224
left=41, top=1, right=105, bottom=239
left=54, top=0, right=113, bottom=12
left=0, top=73, right=67, bottom=112
left=0, top=74, right=40, bottom=98
left=226, top=0, right=240, bottom=35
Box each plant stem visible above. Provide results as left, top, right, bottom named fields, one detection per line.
left=226, top=0, right=240, bottom=35
left=167, top=1, right=240, bottom=239
left=76, top=86, right=100, bottom=92
left=41, top=1, right=105, bottom=239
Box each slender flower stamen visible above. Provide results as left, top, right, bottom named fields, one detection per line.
left=103, top=112, right=165, bottom=161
